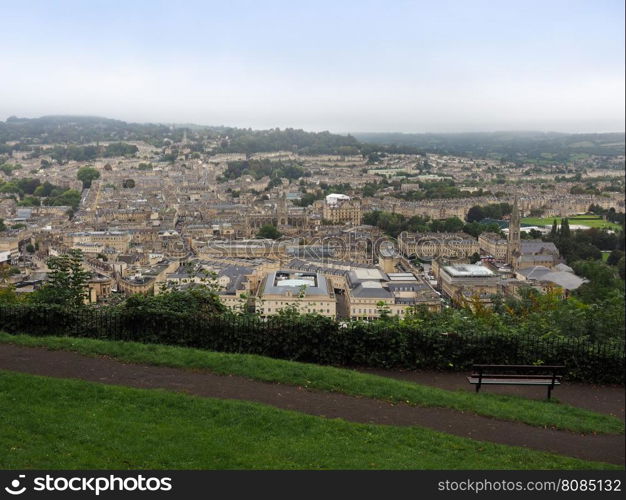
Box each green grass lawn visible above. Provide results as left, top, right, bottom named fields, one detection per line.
left=522, top=215, right=620, bottom=230
left=1, top=332, right=622, bottom=435
left=0, top=371, right=618, bottom=470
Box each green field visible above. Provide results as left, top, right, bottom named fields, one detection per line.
left=521, top=215, right=621, bottom=230
left=0, top=371, right=617, bottom=470
left=1, top=333, right=622, bottom=435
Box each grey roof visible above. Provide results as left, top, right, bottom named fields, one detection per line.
left=117, top=254, right=141, bottom=264
left=16, top=208, right=33, bottom=218
left=554, top=263, right=574, bottom=273
left=286, top=246, right=335, bottom=259
left=443, top=264, right=495, bottom=277
left=347, top=269, right=387, bottom=287
left=261, top=270, right=330, bottom=296
left=521, top=240, right=559, bottom=254
left=518, top=266, right=586, bottom=290
left=518, top=266, right=552, bottom=280
left=350, top=282, right=393, bottom=299
left=388, top=282, right=427, bottom=292
left=218, top=264, right=254, bottom=294
left=519, top=254, right=556, bottom=263
left=538, top=271, right=586, bottom=290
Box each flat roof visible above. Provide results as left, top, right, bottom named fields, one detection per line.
left=262, top=270, right=330, bottom=296
left=443, top=264, right=495, bottom=277
left=353, top=268, right=386, bottom=281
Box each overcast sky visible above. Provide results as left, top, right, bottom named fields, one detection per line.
left=1, top=0, right=624, bottom=133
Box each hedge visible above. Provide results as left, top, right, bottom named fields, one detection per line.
left=0, top=304, right=623, bottom=384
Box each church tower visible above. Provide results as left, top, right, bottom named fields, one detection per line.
left=506, top=196, right=521, bottom=268
left=277, top=191, right=288, bottom=226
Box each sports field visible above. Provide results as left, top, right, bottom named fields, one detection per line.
left=521, top=215, right=620, bottom=230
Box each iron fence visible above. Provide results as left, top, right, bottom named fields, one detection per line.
left=0, top=304, right=623, bottom=384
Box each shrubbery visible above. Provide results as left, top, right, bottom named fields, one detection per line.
left=0, top=303, right=622, bottom=384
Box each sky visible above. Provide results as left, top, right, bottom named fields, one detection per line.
left=1, top=0, right=624, bottom=133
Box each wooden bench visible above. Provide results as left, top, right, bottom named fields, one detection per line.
left=467, top=364, right=564, bottom=399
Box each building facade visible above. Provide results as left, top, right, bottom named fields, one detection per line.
left=321, top=194, right=362, bottom=226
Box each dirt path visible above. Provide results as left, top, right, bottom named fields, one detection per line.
left=357, top=368, right=625, bottom=418
left=0, top=344, right=623, bottom=466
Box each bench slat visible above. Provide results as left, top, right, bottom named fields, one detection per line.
left=470, top=374, right=562, bottom=380
left=473, top=364, right=564, bottom=370
left=467, top=376, right=561, bottom=386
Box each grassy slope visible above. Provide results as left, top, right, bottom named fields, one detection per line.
left=0, top=371, right=617, bottom=470
left=1, top=332, right=622, bottom=435
left=521, top=216, right=620, bottom=230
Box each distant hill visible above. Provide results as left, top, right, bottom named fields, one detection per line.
left=0, top=116, right=364, bottom=155
left=0, top=115, right=427, bottom=156
left=2, top=116, right=624, bottom=160
left=353, top=131, right=625, bottom=162
left=0, top=115, right=175, bottom=146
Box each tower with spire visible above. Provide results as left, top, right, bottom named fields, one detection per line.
left=277, top=191, right=288, bottom=226
left=506, top=196, right=521, bottom=268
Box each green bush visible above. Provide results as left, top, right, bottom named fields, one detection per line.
left=0, top=304, right=622, bottom=384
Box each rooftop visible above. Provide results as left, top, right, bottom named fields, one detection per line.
left=443, top=264, right=495, bottom=277
left=261, top=270, right=330, bottom=297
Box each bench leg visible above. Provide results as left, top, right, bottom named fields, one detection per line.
left=475, top=383, right=481, bottom=393
left=547, top=386, right=552, bottom=400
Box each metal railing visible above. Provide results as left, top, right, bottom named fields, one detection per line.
left=0, top=304, right=623, bottom=384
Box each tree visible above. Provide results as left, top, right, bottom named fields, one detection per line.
left=125, top=287, right=225, bottom=316
left=523, top=228, right=543, bottom=239
left=256, top=224, right=282, bottom=240
left=550, top=219, right=558, bottom=238
left=571, top=260, right=622, bottom=303
left=31, top=249, right=90, bottom=307
left=77, top=166, right=100, bottom=189
left=376, top=300, right=391, bottom=319
left=443, top=217, right=465, bottom=233
left=469, top=252, right=481, bottom=264
left=560, top=218, right=571, bottom=239
left=122, top=178, right=136, bottom=188
left=607, top=250, right=625, bottom=267
left=45, top=189, right=81, bottom=210
left=16, top=177, right=40, bottom=194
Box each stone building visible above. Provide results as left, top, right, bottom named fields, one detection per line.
left=478, top=232, right=508, bottom=260
left=256, top=270, right=336, bottom=318
left=345, top=268, right=441, bottom=320
left=65, top=231, right=132, bottom=253
left=321, top=194, right=362, bottom=226
left=245, top=192, right=310, bottom=235
left=398, top=232, right=479, bottom=261
left=437, top=263, right=500, bottom=308
left=506, top=197, right=561, bottom=270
